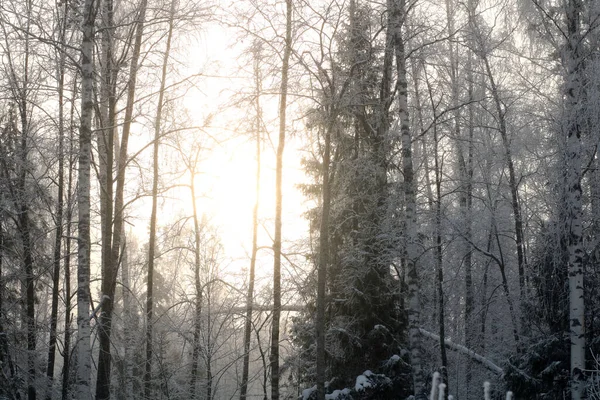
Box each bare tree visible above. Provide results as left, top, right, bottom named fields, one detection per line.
left=144, top=0, right=170, bottom=398
left=270, top=1, right=292, bottom=399
left=240, top=40, right=263, bottom=400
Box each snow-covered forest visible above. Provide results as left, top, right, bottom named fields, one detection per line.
left=0, top=0, right=599, bottom=398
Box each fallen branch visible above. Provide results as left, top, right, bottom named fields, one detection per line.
left=419, top=328, right=504, bottom=375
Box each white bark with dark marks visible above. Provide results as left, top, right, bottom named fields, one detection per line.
left=563, top=0, right=585, bottom=396
left=76, top=0, right=95, bottom=397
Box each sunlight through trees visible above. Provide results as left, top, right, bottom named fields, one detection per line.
left=1, top=0, right=600, bottom=399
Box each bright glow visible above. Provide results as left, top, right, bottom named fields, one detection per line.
left=164, top=23, right=311, bottom=281
left=178, top=134, right=309, bottom=281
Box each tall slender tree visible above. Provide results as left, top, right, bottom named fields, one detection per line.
left=45, top=1, right=68, bottom=396
left=240, top=40, right=263, bottom=400
left=390, top=0, right=426, bottom=394
left=271, top=1, right=292, bottom=399
left=188, top=147, right=203, bottom=399
left=563, top=0, right=585, bottom=395
left=95, top=0, right=117, bottom=395
left=146, top=1, right=174, bottom=398
left=76, top=0, right=96, bottom=397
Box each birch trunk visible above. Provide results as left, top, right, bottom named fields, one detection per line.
left=564, top=0, right=585, bottom=395
left=270, top=2, right=292, bottom=399
left=391, top=0, right=425, bottom=395
left=76, top=0, right=95, bottom=397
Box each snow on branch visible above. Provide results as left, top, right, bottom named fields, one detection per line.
left=419, top=328, right=504, bottom=375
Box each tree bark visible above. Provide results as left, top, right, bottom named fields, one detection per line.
left=95, top=0, right=116, bottom=396
left=270, top=2, right=292, bottom=399
left=563, top=0, right=585, bottom=395
left=76, top=0, right=95, bottom=397
left=391, top=0, right=425, bottom=396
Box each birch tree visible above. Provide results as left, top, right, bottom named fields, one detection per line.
left=76, top=0, right=95, bottom=397
left=563, top=0, right=585, bottom=395
left=390, top=0, right=426, bottom=394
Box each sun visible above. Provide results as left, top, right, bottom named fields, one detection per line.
left=171, top=29, right=310, bottom=278
left=194, top=138, right=269, bottom=253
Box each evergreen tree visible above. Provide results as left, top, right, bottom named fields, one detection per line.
left=293, top=0, right=410, bottom=394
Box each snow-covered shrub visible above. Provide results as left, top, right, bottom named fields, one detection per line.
left=300, top=370, right=393, bottom=400
left=299, top=354, right=411, bottom=400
